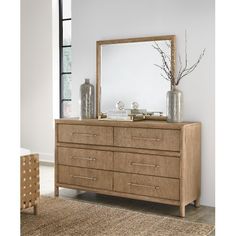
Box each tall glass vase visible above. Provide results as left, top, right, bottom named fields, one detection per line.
left=80, top=78, right=95, bottom=119
left=166, top=88, right=183, bottom=122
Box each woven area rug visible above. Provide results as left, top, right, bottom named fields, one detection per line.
left=21, top=197, right=214, bottom=236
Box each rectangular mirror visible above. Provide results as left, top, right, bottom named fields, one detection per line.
left=96, top=35, right=176, bottom=117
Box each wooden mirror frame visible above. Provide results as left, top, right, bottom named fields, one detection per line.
left=96, top=35, right=176, bottom=118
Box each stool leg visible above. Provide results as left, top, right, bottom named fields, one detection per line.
left=55, top=186, right=59, bottom=197
left=34, top=204, right=38, bottom=215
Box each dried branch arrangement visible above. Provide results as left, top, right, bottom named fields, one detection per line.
left=153, top=33, right=205, bottom=88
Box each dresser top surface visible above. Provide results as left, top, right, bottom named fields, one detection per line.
left=55, top=118, right=200, bottom=129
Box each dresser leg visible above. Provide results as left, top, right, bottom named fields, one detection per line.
left=179, top=205, right=185, bottom=217
left=194, top=198, right=200, bottom=208
left=55, top=186, right=59, bottom=197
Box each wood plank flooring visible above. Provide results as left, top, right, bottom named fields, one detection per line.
left=40, top=164, right=215, bottom=236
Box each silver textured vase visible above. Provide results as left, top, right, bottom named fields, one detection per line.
left=166, top=88, right=183, bottom=122
left=80, top=78, right=95, bottom=119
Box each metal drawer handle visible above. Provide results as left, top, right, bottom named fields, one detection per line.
left=72, top=132, right=98, bottom=137
left=130, top=162, right=160, bottom=168
left=128, top=182, right=160, bottom=190
left=72, top=156, right=96, bottom=161
left=131, top=136, right=160, bottom=142
left=71, top=175, right=97, bottom=181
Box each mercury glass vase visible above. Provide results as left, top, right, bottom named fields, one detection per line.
left=80, top=78, right=95, bottom=119
left=166, top=88, right=183, bottom=122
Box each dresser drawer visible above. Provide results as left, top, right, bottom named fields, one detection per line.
left=58, top=165, right=113, bottom=190
left=114, top=128, right=180, bottom=151
left=57, top=124, right=113, bottom=146
left=114, top=172, right=179, bottom=200
left=57, top=147, right=113, bottom=170
left=114, top=152, right=179, bottom=178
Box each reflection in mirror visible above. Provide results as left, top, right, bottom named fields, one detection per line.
left=97, top=36, right=176, bottom=117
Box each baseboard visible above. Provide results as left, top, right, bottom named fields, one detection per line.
left=40, top=160, right=54, bottom=166
left=32, top=151, right=55, bottom=164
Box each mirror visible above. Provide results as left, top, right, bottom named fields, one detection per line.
left=96, top=35, right=176, bottom=117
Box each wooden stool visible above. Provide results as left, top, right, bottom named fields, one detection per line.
left=20, top=154, right=40, bottom=215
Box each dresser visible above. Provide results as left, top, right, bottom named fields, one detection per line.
left=55, top=119, right=201, bottom=217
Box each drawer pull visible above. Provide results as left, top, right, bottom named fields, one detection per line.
left=131, top=136, right=161, bottom=142
left=130, top=162, right=160, bottom=168
left=72, top=132, right=98, bottom=137
left=72, top=156, right=96, bottom=161
left=71, top=175, right=97, bottom=181
left=128, top=182, right=160, bottom=190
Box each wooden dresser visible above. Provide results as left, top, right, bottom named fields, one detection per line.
left=55, top=119, right=201, bottom=217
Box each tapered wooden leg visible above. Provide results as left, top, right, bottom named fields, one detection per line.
left=33, top=204, right=38, bottom=215
left=55, top=186, right=59, bottom=197
left=179, top=205, right=185, bottom=217
left=194, top=197, right=200, bottom=208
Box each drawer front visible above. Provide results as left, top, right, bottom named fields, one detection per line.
left=58, top=124, right=113, bottom=146
left=114, top=152, right=179, bottom=178
left=57, top=147, right=113, bottom=170
left=114, top=172, right=179, bottom=200
left=114, top=128, right=180, bottom=151
left=58, top=165, right=113, bottom=190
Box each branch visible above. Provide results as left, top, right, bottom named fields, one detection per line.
left=153, top=42, right=171, bottom=73
left=164, top=41, right=171, bottom=62
left=165, top=40, right=171, bottom=49
left=177, top=54, right=183, bottom=82
left=154, top=63, right=172, bottom=80
left=176, top=48, right=206, bottom=85
left=184, top=30, right=188, bottom=69
left=160, top=73, right=171, bottom=82
left=177, top=31, right=188, bottom=82
left=184, top=49, right=205, bottom=73
left=153, top=41, right=175, bottom=86
left=153, top=30, right=206, bottom=87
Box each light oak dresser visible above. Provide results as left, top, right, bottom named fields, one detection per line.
left=55, top=119, right=201, bottom=217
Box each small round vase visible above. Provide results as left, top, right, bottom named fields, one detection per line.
left=166, top=88, right=183, bottom=122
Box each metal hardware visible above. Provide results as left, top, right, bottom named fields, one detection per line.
left=130, top=162, right=160, bottom=168
left=62, top=18, right=72, bottom=21
left=62, top=45, right=72, bottom=48
left=128, top=182, right=160, bottom=190
left=72, top=132, right=97, bottom=137
left=71, top=175, right=96, bottom=181
left=72, top=156, right=96, bottom=161
left=61, top=98, right=72, bottom=102
left=131, top=136, right=161, bottom=142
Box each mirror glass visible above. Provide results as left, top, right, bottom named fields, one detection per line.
left=97, top=36, right=175, bottom=116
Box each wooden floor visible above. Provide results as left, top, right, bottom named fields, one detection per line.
left=40, top=164, right=215, bottom=236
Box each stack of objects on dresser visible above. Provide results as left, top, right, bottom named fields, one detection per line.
left=106, top=109, right=146, bottom=121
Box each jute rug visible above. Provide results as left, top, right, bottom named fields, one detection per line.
left=21, top=197, right=214, bottom=236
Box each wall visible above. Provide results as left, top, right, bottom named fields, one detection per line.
left=72, top=0, right=215, bottom=206
left=21, top=0, right=58, bottom=162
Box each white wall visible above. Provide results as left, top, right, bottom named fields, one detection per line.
left=21, top=0, right=58, bottom=162
left=72, top=0, right=215, bottom=206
